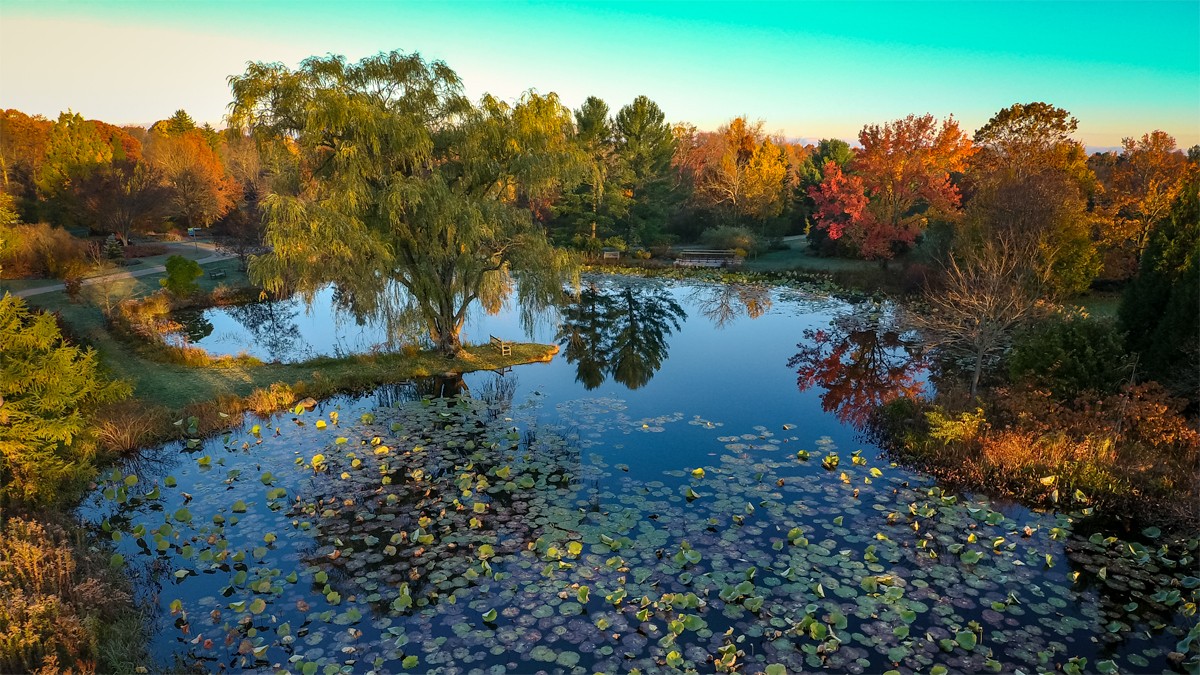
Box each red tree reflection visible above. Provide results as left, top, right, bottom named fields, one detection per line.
left=788, top=312, right=927, bottom=429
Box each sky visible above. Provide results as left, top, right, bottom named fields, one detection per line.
left=1, top=0, right=1197, bottom=149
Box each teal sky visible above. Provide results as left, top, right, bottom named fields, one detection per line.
left=2, top=1, right=1197, bottom=148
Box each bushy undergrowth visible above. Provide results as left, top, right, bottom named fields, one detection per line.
left=0, top=516, right=144, bottom=673
left=0, top=223, right=92, bottom=280
left=1008, top=313, right=1132, bottom=400
left=877, top=382, right=1200, bottom=524
left=120, top=243, right=168, bottom=259
left=93, top=399, right=174, bottom=454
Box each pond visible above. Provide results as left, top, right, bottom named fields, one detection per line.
left=83, top=275, right=1199, bottom=674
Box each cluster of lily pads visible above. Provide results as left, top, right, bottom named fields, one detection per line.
left=84, top=383, right=1199, bottom=675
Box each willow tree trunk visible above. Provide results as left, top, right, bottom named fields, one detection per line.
left=429, top=322, right=463, bottom=358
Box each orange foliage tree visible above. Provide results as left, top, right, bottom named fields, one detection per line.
left=145, top=128, right=238, bottom=229
left=1110, top=130, right=1191, bottom=255
left=810, top=114, right=972, bottom=260
left=0, top=109, right=53, bottom=202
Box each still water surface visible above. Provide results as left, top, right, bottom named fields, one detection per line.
left=84, top=275, right=1196, bottom=674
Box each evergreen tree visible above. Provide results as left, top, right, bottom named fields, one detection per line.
left=0, top=294, right=130, bottom=506
left=1118, top=177, right=1199, bottom=402
left=36, top=111, right=113, bottom=226
left=614, top=96, right=677, bottom=245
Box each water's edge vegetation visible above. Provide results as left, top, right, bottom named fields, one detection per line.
left=4, top=263, right=1198, bottom=673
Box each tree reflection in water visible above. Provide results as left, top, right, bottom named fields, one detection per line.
left=788, top=308, right=927, bottom=430
left=223, top=297, right=306, bottom=363
left=688, top=283, right=773, bottom=328
left=556, top=281, right=687, bottom=390
left=173, top=309, right=215, bottom=344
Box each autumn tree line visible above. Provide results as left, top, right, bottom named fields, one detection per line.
left=4, top=99, right=1194, bottom=280
left=1, top=51, right=1196, bottom=673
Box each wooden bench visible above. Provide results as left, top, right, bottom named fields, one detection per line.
left=208, top=270, right=227, bottom=279
left=674, top=249, right=742, bottom=268
left=490, top=335, right=511, bottom=356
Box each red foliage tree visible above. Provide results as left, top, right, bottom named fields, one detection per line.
left=807, top=161, right=868, bottom=242
left=809, top=114, right=973, bottom=261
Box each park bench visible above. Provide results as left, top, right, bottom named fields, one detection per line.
left=208, top=270, right=227, bottom=279
left=673, top=249, right=742, bottom=268
left=490, top=335, right=512, bottom=356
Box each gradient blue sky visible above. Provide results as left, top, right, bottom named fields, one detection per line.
left=2, top=1, right=1197, bottom=148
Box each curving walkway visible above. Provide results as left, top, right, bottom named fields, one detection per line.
left=9, top=249, right=236, bottom=298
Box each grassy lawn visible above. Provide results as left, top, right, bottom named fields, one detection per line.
left=0, top=278, right=62, bottom=293
left=743, top=239, right=887, bottom=273
left=1073, top=291, right=1123, bottom=319
left=741, top=238, right=902, bottom=275
left=132, top=240, right=227, bottom=267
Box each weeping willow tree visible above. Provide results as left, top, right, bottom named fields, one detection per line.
left=228, top=51, right=580, bottom=355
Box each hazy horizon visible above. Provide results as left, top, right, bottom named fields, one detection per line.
left=2, top=0, right=1196, bottom=148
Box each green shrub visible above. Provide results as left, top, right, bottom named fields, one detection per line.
left=159, top=254, right=203, bottom=296
left=925, top=407, right=986, bottom=445
left=0, top=294, right=131, bottom=506
left=601, top=236, right=627, bottom=252
left=1008, top=314, right=1132, bottom=400
left=701, top=226, right=758, bottom=253
left=103, top=234, right=124, bottom=261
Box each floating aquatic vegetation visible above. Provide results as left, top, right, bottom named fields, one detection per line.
left=81, top=276, right=1199, bottom=674
left=84, top=388, right=1199, bottom=675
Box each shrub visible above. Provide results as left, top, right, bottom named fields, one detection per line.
left=0, top=516, right=138, bottom=673
left=113, top=291, right=175, bottom=341
left=244, top=382, right=296, bottom=416
left=601, top=236, right=627, bottom=252
left=102, top=234, right=124, bottom=261
left=1008, top=313, right=1132, bottom=401
left=0, top=295, right=131, bottom=506
left=701, top=226, right=758, bottom=253
left=93, top=400, right=173, bottom=453
left=121, top=243, right=168, bottom=259
left=159, top=254, right=203, bottom=296
left=925, top=407, right=986, bottom=446
left=0, top=223, right=90, bottom=279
